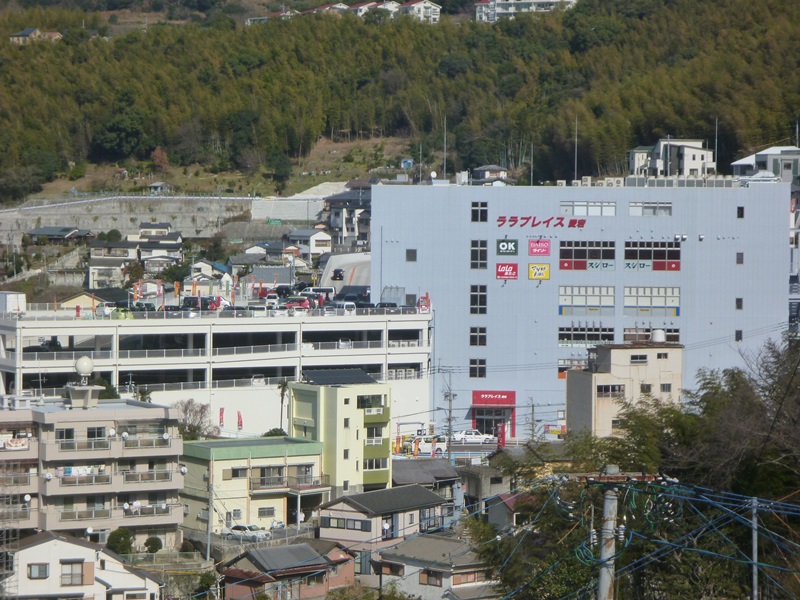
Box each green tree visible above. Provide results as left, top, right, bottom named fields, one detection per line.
left=194, top=571, right=217, bottom=599
left=91, top=375, right=120, bottom=399
left=106, top=528, right=133, bottom=554
left=144, top=536, right=163, bottom=553
left=262, top=427, right=287, bottom=437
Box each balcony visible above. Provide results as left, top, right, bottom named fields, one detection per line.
left=60, top=473, right=111, bottom=486
left=120, top=436, right=181, bottom=458
left=250, top=474, right=330, bottom=493
left=212, top=343, right=297, bottom=358
left=123, top=470, right=172, bottom=483
left=42, top=438, right=112, bottom=461
left=59, top=508, right=112, bottom=521
left=0, top=437, right=38, bottom=460
left=365, top=438, right=384, bottom=446
left=122, top=503, right=171, bottom=518
left=58, top=439, right=110, bottom=452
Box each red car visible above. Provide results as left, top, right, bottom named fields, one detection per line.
left=284, top=296, right=311, bottom=309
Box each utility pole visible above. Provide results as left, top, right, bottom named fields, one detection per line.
left=751, top=497, right=758, bottom=600
left=597, top=484, right=618, bottom=600
left=205, top=458, right=213, bottom=561
left=530, top=398, right=536, bottom=441
left=446, top=372, right=454, bottom=465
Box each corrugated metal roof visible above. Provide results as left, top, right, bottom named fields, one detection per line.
left=249, top=543, right=327, bottom=572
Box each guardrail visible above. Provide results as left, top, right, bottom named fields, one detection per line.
left=58, top=439, right=110, bottom=451
left=213, top=343, right=297, bottom=356
left=118, top=552, right=204, bottom=565
left=60, top=473, right=111, bottom=486
left=250, top=474, right=330, bottom=491
left=123, top=437, right=172, bottom=449
left=60, top=508, right=111, bottom=521
left=123, top=470, right=172, bottom=483
left=119, top=348, right=206, bottom=360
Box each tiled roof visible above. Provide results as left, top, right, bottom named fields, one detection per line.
left=392, top=458, right=459, bottom=486
left=248, top=543, right=327, bottom=572
left=321, top=484, right=444, bottom=515
left=379, top=534, right=484, bottom=568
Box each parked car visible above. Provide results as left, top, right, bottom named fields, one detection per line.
left=159, top=305, right=184, bottom=318
left=95, top=302, right=116, bottom=317
left=332, top=268, right=345, bottom=280
left=284, top=296, right=311, bottom=310
left=223, top=525, right=271, bottom=542
left=452, top=429, right=496, bottom=444
left=134, top=302, right=156, bottom=312
left=402, top=435, right=447, bottom=456
left=274, top=284, right=294, bottom=298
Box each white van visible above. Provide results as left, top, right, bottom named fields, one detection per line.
left=332, top=301, right=356, bottom=315
left=309, top=286, right=336, bottom=299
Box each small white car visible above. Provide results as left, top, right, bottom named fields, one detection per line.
left=223, top=524, right=271, bottom=542
left=452, top=429, right=496, bottom=444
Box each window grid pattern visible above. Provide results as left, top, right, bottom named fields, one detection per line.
left=470, top=326, right=487, bottom=346
left=624, top=241, right=681, bottom=271
left=559, top=241, right=615, bottom=270
left=363, top=458, right=388, bottom=470
left=597, top=385, right=625, bottom=398
left=558, top=327, right=614, bottom=347
left=559, top=286, right=614, bottom=316
left=560, top=201, right=616, bottom=216
left=471, top=201, right=488, bottom=223
left=623, top=328, right=680, bottom=343
left=470, top=285, right=487, bottom=315
left=624, top=286, right=680, bottom=316
left=629, top=201, right=673, bottom=216
left=469, top=359, right=487, bottom=378
left=470, top=240, right=488, bottom=269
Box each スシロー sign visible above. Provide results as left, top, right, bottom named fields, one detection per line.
left=496, top=239, right=518, bottom=255
left=496, top=263, right=518, bottom=280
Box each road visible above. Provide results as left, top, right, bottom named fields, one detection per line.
left=321, top=253, right=371, bottom=295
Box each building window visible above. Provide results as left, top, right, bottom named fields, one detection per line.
left=640, top=384, right=652, bottom=394
left=367, top=426, right=383, bottom=438
left=558, top=327, right=615, bottom=347
left=87, top=427, right=105, bottom=439
left=343, top=481, right=349, bottom=491
left=28, top=564, right=48, bottom=579
left=344, top=397, right=350, bottom=405
left=406, top=249, right=417, bottom=262
left=343, top=449, right=349, bottom=460
left=232, top=508, right=242, bottom=520
left=596, top=385, right=625, bottom=398
left=629, top=201, right=673, bottom=217
left=631, top=354, right=647, bottom=364
left=661, top=383, right=672, bottom=393
left=611, top=419, right=621, bottom=429
left=737, top=206, right=745, bottom=218
left=735, top=330, right=743, bottom=342
left=420, top=569, right=443, bottom=587
left=559, top=241, right=615, bottom=270
left=623, top=287, right=680, bottom=317
left=624, top=241, right=681, bottom=271
left=624, top=327, right=680, bottom=343
left=344, top=418, right=350, bottom=428
left=382, top=562, right=405, bottom=576
left=60, top=563, right=83, bottom=586
left=736, top=252, right=744, bottom=265
left=559, top=286, right=615, bottom=316
left=470, top=326, right=487, bottom=346
left=471, top=201, right=488, bottom=222
left=736, top=298, right=743, bottom=310
left=657, top=352, right=668, bottom=359
left=258, top=507, right=275, bottom=518
left=231, top=468, right=247, bottom=479
left=469, top=359, right=486, bottom=378
left=363, top=458, right=388, bottom=470
left=470, top=285, right=487, bottom=315
left=470, top=240, right=488, bottom=269
left=560, top=200, right=616, bottom=216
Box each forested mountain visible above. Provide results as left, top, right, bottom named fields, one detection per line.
left=1, top=0, right=799, bottom=201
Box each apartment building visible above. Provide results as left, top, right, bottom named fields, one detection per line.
left=289, top=370, right=392, bottom=498
left=628, top=138, right=716, bottom=177
left=566, top=340, right=683, bottom=437
left=475, top=0, right=576, bottom=24
left=180, top=437, right=330, bottom=535
left=371, top=180, right=789, bottom=437
left=0, top=308, right=432, bottom=437
left=0, top=375, right=183, bottom=549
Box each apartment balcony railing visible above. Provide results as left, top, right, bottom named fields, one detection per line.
left=119, top=348, right=206, bottom=360
left=123, top=470, right=172, bottom=483
left=60, top=473, right=111, bottom=486
left=301, top=340, right=385, bottom=351
left=20, top=350, right=113, bottom=362
left=365, top=438, right=384, bottom=446
left=250, top=474, right=330, bottom=491
left=123, top=437, right=171, bottom=449
left=59, top=508, right=111, bottom=521
left=58, top=439, right=110, bottom=451
left=213, top=343, right=297, bottom=357
left=0, top=472, right=31, bottom=485
left=0, top=506, right=31, bottom=519
left=363, top=407, right=384, bottom=415
left=123, top=504, right=171, bottom=517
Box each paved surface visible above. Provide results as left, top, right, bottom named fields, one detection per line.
left=321, top=253, right=371, bottom=294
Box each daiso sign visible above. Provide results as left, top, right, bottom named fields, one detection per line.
left=496, top=263, right=518, bottom=280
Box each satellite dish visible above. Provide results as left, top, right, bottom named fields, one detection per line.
left=162, top=432, right=169, bottom=440
left=121, top=432, right=129, bottom=439
left=45, top=473, right=53, bottom=481
left=180, top=466, right=187, bottom=475
left=123, top=503, right=130, bottom=510
left=23, top=494, right=31, bottom=503
left=430, top=171, right=437, bottom=179
left=86, top=527, right=93, bottom=535
left=108, top=428, right=116, bottom=437
left=74, top=356, right=94, bottom=377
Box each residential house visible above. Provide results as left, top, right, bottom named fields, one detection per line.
left=227, top=253, right=269, bottom=277
left=0, top=379, right=184, bottom=549
left=731, top=145, right=800, bottom=182
left=392, top=458, right=463, bottom=526
left=139, top=243, right=182, bottom=277
left=401, top=0, right=441, bottom=23
left=9, top=27, right=40, bottom=44
left=628, top=138, right=716, bottom=177
left=26, top=227, right=94, bottom=245
left=148, top=182, right=172, bottom=195
left=289, top=370, right=392, bottom=498
left=87, top=241, right=140, bottom=290
left=566, top=341, right=683, bottom=438
left=485, top=492, right=538, bottom=532
left=376, top=0, right=401, bottom=16
left=378, top=533, right=499, bottom=600
left=456, top=463, right=510, bottom=519
left=6, top=531, right=163, bottom=600
left=471, top=165, right=515, bottom=186
left=350, top=1, right=377, bottom=16
left=222, top=540, right=354, bottom=599
left=306, top=2, right=350, bottom=13
left=286, top=228, right=332, bottom=261
left=475, top=0, right=576, bottom=23
left=318, top=484, right=446, bottom=585
left=326, top=185, right=371, bottom=246
left=180, top=437, right=331, bottom=535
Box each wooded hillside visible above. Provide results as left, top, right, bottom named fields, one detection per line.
left=1, top=0, right=799, bottom=201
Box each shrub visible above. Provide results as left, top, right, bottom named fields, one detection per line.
left=144, top=537, right=163, bottom=553
left=106, top=528, right=133, bottom=555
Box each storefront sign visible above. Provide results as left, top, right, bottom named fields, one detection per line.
left=497, top=216, right=587, bottom=228
left=528, top=239, right=551, bottom=256
left=528, top=264, right=550, bottom=280
left=496, top=239, right=518, bottom=255
left=496, top=263, right=518, bottom=280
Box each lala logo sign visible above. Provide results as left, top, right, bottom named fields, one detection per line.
left=496, top=263, right=518, bottom=280
left=529, top=239, right=551, bottom=256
